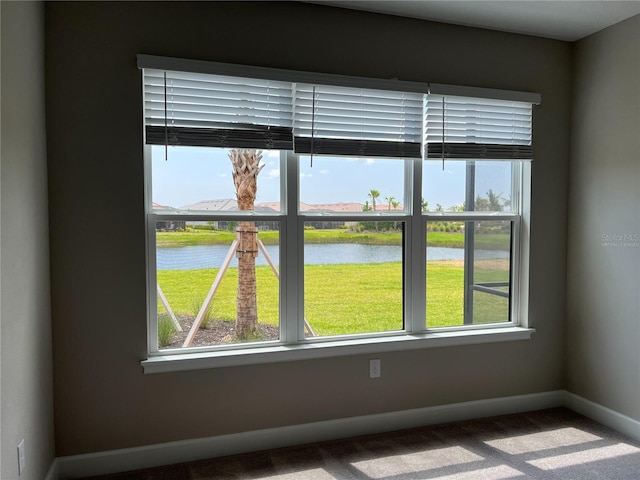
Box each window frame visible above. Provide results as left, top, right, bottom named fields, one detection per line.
left=422, top=159, right=527, bottom=331
left=144, top=152, right=532, bottom=365
left=297, top=154, right=413, bottom=341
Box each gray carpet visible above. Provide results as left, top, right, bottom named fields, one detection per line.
left=84, top=408, right=640, bottom=479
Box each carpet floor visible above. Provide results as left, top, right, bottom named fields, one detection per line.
left=83, top=408, right=640, bottom=479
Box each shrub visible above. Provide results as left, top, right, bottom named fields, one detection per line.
left=158, top=316, right=177, bottom=347
left=190, top=296, right=214, bottom=329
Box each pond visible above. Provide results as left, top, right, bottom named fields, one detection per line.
left=156, top=243, right=509, bottom=270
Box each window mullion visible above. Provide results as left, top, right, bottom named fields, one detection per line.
left=409, top=157, right=426, bottom=332
left=283, top=151, right=303, bottom=343
left=144, top=145, right=159, bottom=354
left=463, top=162, right=476, bottom=325
left=515, top=161, right=531, bottom=327
left=146, top=214, right=159, bottom=354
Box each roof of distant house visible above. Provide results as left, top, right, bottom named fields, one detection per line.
left=178, top=199, right=277, bottom=212
left=155, top=199, right=403, bottom=212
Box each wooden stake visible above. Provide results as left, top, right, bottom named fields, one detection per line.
left=180, top=237, right=316, bottom=347
left=257, top=240, right=316, bottom=337
left=182, top=239, right=239, bottom=347
left=157, top=284, right=182, bottom=331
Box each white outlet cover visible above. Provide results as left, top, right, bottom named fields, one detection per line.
left=370, top=359, right=381, bottom=378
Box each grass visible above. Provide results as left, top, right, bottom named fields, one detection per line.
left=158, top=316, right=178, bottom=346
left=304, top=229, right=403, bottom=246
left=190, top=295, right=214, bottom=329
left=157, top=228, right=509, bottom=249
left=426, top=259, right=510, bottom=327
left=304, top=263, right=403, bottom=335
left=157, top=230, right=279, bottom=247
left=157, top=266, right=279, bottom=325
left=157, top=259, right=510, bottom=341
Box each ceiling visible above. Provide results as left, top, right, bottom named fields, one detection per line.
left=305, top=1, right=640, bottom=41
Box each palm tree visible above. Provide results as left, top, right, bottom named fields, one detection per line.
left=368, top=189, right=380, bottom=231
left=486, top=189, right=504, bottom=211
left=368, top=189, right=380, bottom=211
left=229, top=148, right=264, bottom=340
left=390, top=199, right=400, bottom=230
left=475, top=195, right=489, bottom=211
left=421, top=198, right=429, bottom=212
left=475, top=190, right=504, bottom=212
left=385, top=195, right=395, bottom=210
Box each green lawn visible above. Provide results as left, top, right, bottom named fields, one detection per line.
left=157, top=230, right=278, bottom=247
left=157, top=259, right=509, bottom=341
left=157, top=228, right=510, bottom=249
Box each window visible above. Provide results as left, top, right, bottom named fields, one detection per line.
left=422, top=93, right=533, bottom=329
left=140, top=56, right=537, bottom=367
left=300, top=157, right=406, bottom=339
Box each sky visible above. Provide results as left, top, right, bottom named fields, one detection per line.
left=150, top=146, right=512, bottom=211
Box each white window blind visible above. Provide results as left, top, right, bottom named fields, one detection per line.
left=140, top=57, right=538, bottom=159
left=424, top=95, right=533, bottom=160
left=143, top=69, right=294, bottom=149
left=293, top=83, right=424, bottom=158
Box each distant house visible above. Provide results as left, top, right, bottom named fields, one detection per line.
left=152, top=202, right=186, bottom=231
left=177, top=199, right=279, bottom=231
left=178, top=199, right=239, bottom=212
left=175, top=199, right=403, bottom=214
left=173, top=200, right=397, bottom=230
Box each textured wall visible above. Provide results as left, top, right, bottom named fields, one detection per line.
left=45, top=1, right=571, bottom=455
left=1, top=2, right=56, bottom=479
left=567, top=15, right=640, bottom=420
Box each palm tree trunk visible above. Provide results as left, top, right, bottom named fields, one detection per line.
left=236, top=221, right=258, bottom=339
left=229, top=149, right=264, bottom=340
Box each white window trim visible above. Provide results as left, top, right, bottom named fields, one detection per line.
left=141, top=327, right=535, bottom=374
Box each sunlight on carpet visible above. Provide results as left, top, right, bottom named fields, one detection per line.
left=527, top=443, right=640, bottom=470
left=425, top=465, right=527, bottom=480
left=351, top=446, right=484, bottom=478
left=254, top=467, right=336, bottom=479
left=484, top=427, right=602, bottom=454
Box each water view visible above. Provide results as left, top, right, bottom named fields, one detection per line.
left=156, top=244, right=509, bottom=270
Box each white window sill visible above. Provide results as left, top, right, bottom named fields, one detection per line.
left=141, top=327, right=535, bottom=374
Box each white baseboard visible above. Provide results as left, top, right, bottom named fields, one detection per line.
left=44, top=458, right=58, bottom=480
left=56, top=390, right=564, bottom=479
left=563, top=391, right=640, bottom=443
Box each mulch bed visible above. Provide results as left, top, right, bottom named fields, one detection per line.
left=163, top=316, right=280, bottom=349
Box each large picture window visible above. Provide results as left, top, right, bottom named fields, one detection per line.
left=140, top=56, right=537, bottom=362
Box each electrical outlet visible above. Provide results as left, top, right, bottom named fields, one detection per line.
left=17, top=439, right=25, bottom=476
left=369, top=359, right=381, bottom=378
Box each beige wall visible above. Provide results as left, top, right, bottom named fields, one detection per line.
left=1, top=2, right=56, bottom=479
left=45, top=1, right=571, bottom=455
left=567, top=15, right=640, bottom=420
